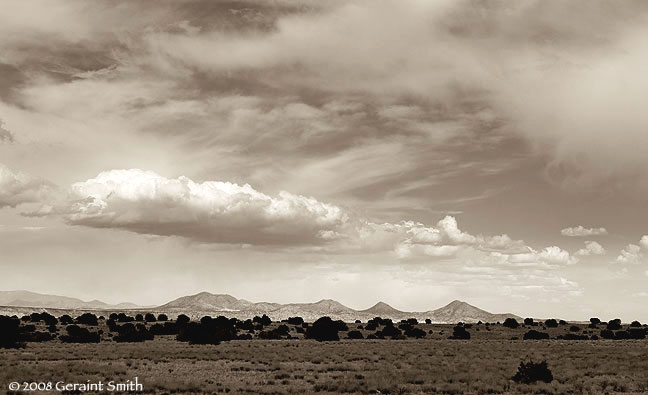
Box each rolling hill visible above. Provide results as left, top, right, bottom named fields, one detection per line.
left=0, top=290, right=142, bottom=310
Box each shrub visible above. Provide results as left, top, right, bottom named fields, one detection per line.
left=0, top=316, right=24, bottom=349
left=404, top=327, right=426, bottom=339
left=176, top=317, right=237, bottom=345
left=60, top=325, right=100, bottom=343
left=59, top=315, right=73, bottom=325
left=614, top=330, right=631, bottom=340
left=523, top=330, right=549, bottom=340
left=631, top=321, right=642, bottom=327
left=258, top=325, right=291, bottom=340
left=590, top=318, right=601, bottom=325
left=305, top=317, right=340, bottom=341
left=145, top=313, right=156, bottom=322
left=76, top=313, right=98, bottom=326
left=559, top=320, right=567, bottom=325
left=114, top=323, right=154, bottom=342
left=449, top=325, right=470, bottom=340
left=150, top=322, right=179, bottom=335
left=544, top=319, right=558, bottom=328
left=346, top=330, right=364, bottom=339
left=569, top=325, right=580, bottom=332
left=354, top=319, right=361, bottom=324
left=607, top=319, right=622, bottom=330
left=287, top=317, right=304, bottom=326
left=334, top=320, right=349, bottom=331
left=135, top=314, right=143, bottom=321
left=523, top=318, right=534, bottom=326
left=380, top=325, right=403, bottom=339
left=425, top=319, right=432, bottom=324
left=157, top=314, right=168, bottom=322
left=407, top=318, right=418, bottom=325
left=562, top=333, right=588, bottom=340
left=176, top=314, right=190, bottom=326
left=512, top=360, right=553, bottom=384
left=503, top=318, right=519, bottom=329
left=600, top=329, right=615, bottom=339
left=629, top=328, right=646, bottom=339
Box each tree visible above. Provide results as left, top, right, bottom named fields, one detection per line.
left=60, top=325, right=100, bottom=343
left=523, top=318, right=534, bottom=326
left=607, top=319, right=622, bottom=330
left=157, top=314, right=168, bottom=322
left=0, top=316, right=23, bottom=348
left=449, top=325, right=470, bottom=340
left=76, top=313, right=98, bottom=326
left=305, top=317, right=340, bottom=341
left=145, top=313, right=157, bottom=322
left=503, top=318, right=519, bottom=329
left=590, top=318, right=601, bottom=325
left=176, top=314, right=190, bottom=326
left=544, top=319, right=558, bottom=328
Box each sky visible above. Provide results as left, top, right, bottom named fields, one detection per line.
left=1, top=0, right=647, bottom=321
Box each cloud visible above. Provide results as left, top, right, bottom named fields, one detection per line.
left=575, top=241, right=606, bottom=257
left=0, top=120, right=14, bottom=143
left=640, top=235, right=648, bottom=250
left=561, top=226, right=608, bottom=237
left=50, top=169, right=349, bottom=246
left=615, top=244, right=643, bottom=265
left=0, top=163, right=53, bottom=208
left=32, top=168, right=531, bottom=256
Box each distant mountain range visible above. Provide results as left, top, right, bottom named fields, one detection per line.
left=0, top=290, right=521, bottom=323
left=158, top=292, right=521, bottom=323
left=0, top=290, right=144, bottom=310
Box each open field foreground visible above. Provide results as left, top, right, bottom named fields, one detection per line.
left=2, top=320, right=648, bottom=394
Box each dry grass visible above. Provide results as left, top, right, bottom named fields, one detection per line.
left=1, top=323, right=647, bottom=394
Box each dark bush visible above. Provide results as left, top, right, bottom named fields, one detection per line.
left=145, top=313, right=156, bottom=322
left=135, top=314, right=143, bottom=321
left=629, top=328, right=646, bottom=339
left=523, top=318, right=534, bottom=326
left=631, top=321, right=642, bottom=327
left=150, top=322, right=179, bottom=335
left=259, top=324, right=291, bottom=340
left=559, top=320, right=567, bottom=325
left=114, top=323, right=154, bottom=342
left=503, top=318, right=519, bottom=329
left=600, top=329, right=615, bottom=339
left=176, top=314, right=190, bottom=326
left=60, top=315, right=73, bottom=325
left=425, top=319, right=432, bottom=324
left=157, top=314, right=168, bottom=322
left=60, top=325, right=100, bottom=343
left=20, top=331, right=54, bottom=342
left=365, top=322, right=378, bottom=331
left=523, top=330, right=550, bottom=340
left=176, top=317, right=237, bottom=345
left=407, top=318, right=418, bottom=325
left=544, top=319, right=558, bottom=328
left=607, top=319, right=622, bottom=330
left=562, top=333, right=588, bottom=340
left=305, top=317, right=340, bottom=341
left=590, top=318, right=601, bottom=325
left=0, top=316, right=24, bottom=348
left=614, top=330, right=631, bottom=340
left=75, top=313, right=98, bottom=326
left=449, top=325, right=470, bottom=340
left=512, top=360, right=553, bottom=384
left=334, top=320, right=349, bottom=331
left=569, top=325, right=580, bottom=332
left=404, top=327, right=426, bottom=339
left=380, top=325, right=403, bottom=339
left=287, top=317, right=304, bottom=326
left=346, top=330, right=364, bottom=339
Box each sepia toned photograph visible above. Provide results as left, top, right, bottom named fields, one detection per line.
left=1, top=1, right=647, bottom=394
